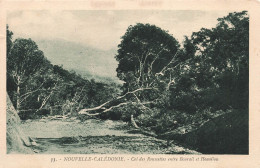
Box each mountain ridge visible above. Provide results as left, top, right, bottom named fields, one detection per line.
left=35, top=39, right=120, bottom=83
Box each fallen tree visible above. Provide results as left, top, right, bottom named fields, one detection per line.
left=78, top=87, right=157, bottom=116
left=78, top=87, right=161, bottom=134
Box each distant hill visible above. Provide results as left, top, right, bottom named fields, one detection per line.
left=35, top=39, right=121, bottom=83
left=71, top=68, right=123, bottom=84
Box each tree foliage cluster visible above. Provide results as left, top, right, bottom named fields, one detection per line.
left=6, top=26, right=121, bottom=120
left=106, top=11, right=248, bottom=133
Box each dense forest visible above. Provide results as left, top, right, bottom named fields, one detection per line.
left=7, top=11, right=248, bottom=154
left=79, top=11, right=248, bottom=133
left=6, top=29, right=121, bottom=120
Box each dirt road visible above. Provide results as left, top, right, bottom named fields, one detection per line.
left=21, top=118, right=199, bottom=154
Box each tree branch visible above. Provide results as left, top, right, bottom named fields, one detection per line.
left=20, top=81, right=45, bottom=98
left=78, top=87, right=157, bottom=115
left=79, top=101, right=154, bottom=116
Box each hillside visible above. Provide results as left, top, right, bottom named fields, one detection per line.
left=36, top=39, right=120, bottom=83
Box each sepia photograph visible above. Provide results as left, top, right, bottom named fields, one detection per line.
left=6, top=10, right=249, bottom=155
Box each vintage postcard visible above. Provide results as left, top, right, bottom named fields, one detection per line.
left=0, top=0, right=259, bottom=167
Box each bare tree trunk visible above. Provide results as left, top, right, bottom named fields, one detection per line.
left=50, top=107, right=53, bottom=116
left=131, top=115, right=139, bottom=128
left=16, top=83, right=20, bottom=114
left=36, top=90, right=54, bottom=113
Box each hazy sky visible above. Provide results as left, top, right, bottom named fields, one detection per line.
left=7, top=10, right=231, bottom=80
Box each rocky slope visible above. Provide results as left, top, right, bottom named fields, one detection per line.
left=6, top=94, right=34, bottom=154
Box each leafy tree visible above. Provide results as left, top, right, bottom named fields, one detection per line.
left=115, top=23, right=180, bottom=91
left=6, top=25, right=16, bottom=102
left=7, top=38, right=48, bottom=113
left=19, top=67, right=65, bottom=119
left=166, top=11, right=249, bottom=114
left=190, top=11, right=249, bottom=110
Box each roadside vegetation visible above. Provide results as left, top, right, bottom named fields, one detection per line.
left=7, top=11, right=249, bottom=154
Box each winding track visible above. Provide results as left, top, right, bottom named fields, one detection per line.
left=21, top=119, right=199, bottom=154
